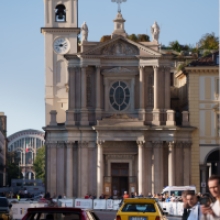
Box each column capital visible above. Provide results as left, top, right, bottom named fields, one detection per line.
left=78, top=141, right=89, bottom=148
left=66, top=142, right=74, bottom=148
left=80, top=65, right=88, bottom=69
left=56, top=141, right=65, bottom=149
left=139, top=66, right=145, bottom=70
left=153, top=65, right=159, bottom=69
left=97, top=140, right=105, bottom=146
left=152, top=141, right=163, bottom=147
left=96, top=65, right=101, bottom=69
left=136, top=140, right=145, bottom=147
left=182, top=141, right=192, bottom=148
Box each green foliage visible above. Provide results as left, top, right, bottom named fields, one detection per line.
left=100, top=35, right=111, bottom=42
left=199, top=32, right=219, bottom=50
left=6, top=151, right=22, bottom=186
left=169, top=40, right=190, bottom=52
left=127, top=34, right=149, bottom=42
left=33, top=146, right=45, bottom=183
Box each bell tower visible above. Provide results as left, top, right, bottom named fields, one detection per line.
left=41, top=0, right=80, bottom=125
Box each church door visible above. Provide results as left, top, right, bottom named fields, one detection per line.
left=111, top=163, right=129, bottom=198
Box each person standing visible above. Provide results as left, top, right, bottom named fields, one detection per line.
left=185, top=190, right=200, bottom=220
left=123, top=191, right=129, bottom=199
left=201, top=175, right=220, bottom=219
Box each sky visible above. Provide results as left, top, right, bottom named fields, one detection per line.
left=0, top=0, right=219, bottom=136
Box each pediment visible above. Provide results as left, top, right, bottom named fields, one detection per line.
left=82, top=36, right=162, bottom=57
left=103, top=67, right=135, bottom=74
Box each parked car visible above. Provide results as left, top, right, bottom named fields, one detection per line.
left=115, top=198, right=167, bottom=220
left=0, top=197, right=11, bottom=220
left=22, top=207, right=100, bottom=220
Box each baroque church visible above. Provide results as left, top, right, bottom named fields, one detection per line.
left=42, top=0, right=197, bottom=197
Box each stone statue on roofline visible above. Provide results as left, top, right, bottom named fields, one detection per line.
left=81, top=22, right=88, bottom=43
left=151, top=21, right=160, bottom=43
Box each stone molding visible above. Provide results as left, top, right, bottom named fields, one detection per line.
left=152, top=141, right=163, bottom=148
left=56, top=141, right=65, bottom=149
left=186, top=68, right=218, bottom=73
left=97, top=140, right=105, bottom=147
left=41, top=27, right=80, bottom=34
left=106, top=154, right=135, bottom=160
left=78, top=141, right=89, bottom=148
left=136, top=141, right=145, bottom=147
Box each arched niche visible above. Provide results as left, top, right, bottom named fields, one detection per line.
left=55, top=4, right=66, bottom=22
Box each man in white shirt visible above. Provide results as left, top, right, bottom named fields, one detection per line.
left=201, top=175, right=220, bottom=220
left=186, top=190, right=200, bottom=220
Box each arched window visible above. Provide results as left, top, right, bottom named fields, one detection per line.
left=55, top=4, right=66, bottom=22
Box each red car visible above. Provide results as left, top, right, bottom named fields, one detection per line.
left=22, top=207, right=100, bottom=220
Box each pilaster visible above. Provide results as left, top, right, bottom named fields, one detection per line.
left=138, top=66, right=145, bottom=120
left=97, top=140, right=105, bottom=197
left=95, top=66, right=102, bottom=120
left=66, top=142, right=74, bottom=197
left=152, top=141, right=164, bottom=194
left=80, top=67, right=89, bottom=125
left=164, top=67, right=171, bottom=109
left=56, top=142, right=65, bottom=196
left=78, top=141, right=89, bottom=197
left=168, top=142, right=175, bottom=186
left=137, top=141, right=145, bottom=195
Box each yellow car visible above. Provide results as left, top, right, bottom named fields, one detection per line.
left=116, top=198, right=167, bottom=220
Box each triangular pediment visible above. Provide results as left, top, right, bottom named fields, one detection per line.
left=81, top=36, right=162, bottom=57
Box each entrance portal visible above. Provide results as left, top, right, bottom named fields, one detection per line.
left=111, top=163, right=129, bottom=198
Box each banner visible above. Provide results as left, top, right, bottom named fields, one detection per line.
left=106, top=200, right=113, bottom=209
left=113, top=200, right=122, bottom=210
left=93, top=199, right=106, bottom=209
left=75, top=199, right=93, bottom=209
left=11, top=203, right=47, bottom=219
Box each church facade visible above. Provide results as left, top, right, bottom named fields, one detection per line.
left=42, top=0, right=197, bottom=197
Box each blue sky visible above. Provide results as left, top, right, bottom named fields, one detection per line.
left=0, top=0, right=219, bottom=136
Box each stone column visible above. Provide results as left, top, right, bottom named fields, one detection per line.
left=56, top=142, right=65, bottom=196
left=66, top=67, right=76, bottom=125
left=97, top=141, right=104, bottom=197
left=138, top=66, right=145, bottom=120
left=166, top=110, right=176, bottom=126
left=96, top=66, right=102, bottom=120
left=78, top=142, right=89, bottom=197
left=168, top=142, right=175, bottom=186
left=153, top=66, right=159, bottom=110
left=200, top=164, right=207, bottom=194
left=66, top=142, right=73, bottom=197
left=152, top=66, right=162, bottom=125
left=152, top=141, right=164, bottom=194
left=183, top=142, right=191, bottom=185
left=137, top=141, right=145, bottom=195
left=175, top=142, right=183, bottom=185
left=144, top=142, right=153, bottom=195
left=49, top=142, right=57, bottom=195
left=49, top=110, right=57, bottom=126
left=164, top=67, right=171, bottom=109
left=80, top=67, right=89, bottom=125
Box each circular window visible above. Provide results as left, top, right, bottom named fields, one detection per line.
left=109, top=81, right=130, bottom=111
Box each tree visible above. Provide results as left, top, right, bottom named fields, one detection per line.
left=100, top=35, right=111, bottom=42
left=6, top=151, right=22, bottom=186
left=33, top=146, right=45, bottom=182
left=199, top=32, right=219, bottom=50
left=127, top=34, right=149, bottom=42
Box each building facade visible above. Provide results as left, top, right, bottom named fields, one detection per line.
left=0, top=112, right=7, bottom=186
left=8, top=129, right=45, bottom=179
left=42, top=0, right=197, bottom=198
left=183, top=51, right=219, bottom=193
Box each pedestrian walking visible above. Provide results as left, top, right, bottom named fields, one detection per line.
left=201, top=175, right=220, bottom=220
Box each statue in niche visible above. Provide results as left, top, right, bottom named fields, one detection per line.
left=151, top=21, right=160, bottom=42
left=81, top=22, right=88, bottom=43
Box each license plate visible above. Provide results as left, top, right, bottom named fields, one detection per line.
left=129, top=217, right=147, bottom=220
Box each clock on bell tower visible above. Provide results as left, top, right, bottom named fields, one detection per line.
left=41, top=0, right=80, bottom=125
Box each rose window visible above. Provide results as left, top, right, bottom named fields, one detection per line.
left=109, top=81, right=130, bottom=111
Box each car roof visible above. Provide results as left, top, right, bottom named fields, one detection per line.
left=123, top=198, right=156, bottom=204
left=27, top=208, right=86, bottom=212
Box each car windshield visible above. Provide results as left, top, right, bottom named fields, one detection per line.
left=0, top=198, right=8, bottom=207
left=121, top=203, right=156, bottom=212
left=27, top=211, right=81, bottom=220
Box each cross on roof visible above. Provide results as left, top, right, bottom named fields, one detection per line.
left=111, top=0, right=127, bottom=13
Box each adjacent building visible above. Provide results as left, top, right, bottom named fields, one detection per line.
left=8, top=129, right=45, bottom=179
left=0, top=112, right=7, bottom=186
left=42, top=0, right=198, bottom=198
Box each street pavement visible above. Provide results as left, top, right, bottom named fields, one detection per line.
left=94, top=210, right=181, bottom=220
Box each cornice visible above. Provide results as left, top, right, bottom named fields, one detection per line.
left=41, top=27, right=81, bottom=34
left=185, top=66, right=219, bottom=73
